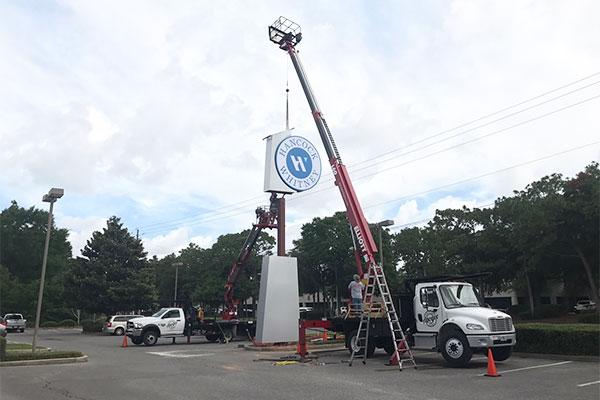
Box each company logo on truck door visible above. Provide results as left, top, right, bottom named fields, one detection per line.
left=275, top=136, right=321, bottom=192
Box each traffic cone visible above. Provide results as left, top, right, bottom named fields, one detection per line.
left=388, top=340, right=406, bottom=366
left=322, top=330, right=327, bottom=342
left=484, top=348, right=500, bottom=377
left=121, top=334, right=128, bottom=348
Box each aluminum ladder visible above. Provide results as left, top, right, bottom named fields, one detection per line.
left=349, top=263, right=417, bottom=370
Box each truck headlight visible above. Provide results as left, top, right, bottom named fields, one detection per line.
left=466, top=323, right=485, bottom=330
left=134, top=322, right=143, bottom=328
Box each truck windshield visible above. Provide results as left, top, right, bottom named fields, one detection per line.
left=439, top=285, right=483, bottom=308
left=152, top=308, right=169, bottom=318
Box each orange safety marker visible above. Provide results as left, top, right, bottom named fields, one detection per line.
left=485, top=348, right=500, bottom=377
left=121, top=335, right=128, bottom=348
left=322, top=330, right=327, bottom=342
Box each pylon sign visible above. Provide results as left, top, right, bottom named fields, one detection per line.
left=274, top=135, right=321, bottom=192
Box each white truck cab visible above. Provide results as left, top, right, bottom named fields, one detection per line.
left=411, top=282, right=515, bottom=366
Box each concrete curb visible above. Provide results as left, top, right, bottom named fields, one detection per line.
left=0, top=355, right=88, bottom=367
left=513, top=352, right=599, bottom=362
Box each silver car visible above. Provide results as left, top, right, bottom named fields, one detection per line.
left=103, top=315, right=142, bottom=336
left=3, top=313, right=26, bottom=332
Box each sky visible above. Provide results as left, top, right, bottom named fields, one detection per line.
left=1, top=0, right=599, bottom=259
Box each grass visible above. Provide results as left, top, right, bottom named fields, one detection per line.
left=5, top=342, right=48, bottom=351
left=516, top=322, right=600, bottom=332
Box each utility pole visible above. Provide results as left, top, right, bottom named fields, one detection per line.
left=172, top=262, right=184, bottom=307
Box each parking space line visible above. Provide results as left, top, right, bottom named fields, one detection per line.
left=477, top=360, right=572, bottom=376
left=577, top=380, right=600, bottom=387
left=147, top=351, right=214, bottom=359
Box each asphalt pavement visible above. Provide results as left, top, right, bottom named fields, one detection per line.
left=1, top=329, right=598, bottom=400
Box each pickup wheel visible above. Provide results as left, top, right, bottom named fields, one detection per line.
left=20, top=328, right=25, bottom=333
left=114, top=327, right=125, bottom=336
left=143, top=329, right=159, bottom=346
left=131, top=337, right=143, bottom=345
left=491, top=346, right=512, bottom=361
left=440, top=330, right=472, bottom=367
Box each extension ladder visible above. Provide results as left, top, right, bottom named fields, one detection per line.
left=349, top=263, right=417, bottom=370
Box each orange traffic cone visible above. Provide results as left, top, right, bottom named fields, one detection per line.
left=485, top=348, right=500, bottom=377
left=121, top=334, right=128, bottom=348
left=322, top=330, right=327, bottom=342
left=388, top=340, right=406, bottom=366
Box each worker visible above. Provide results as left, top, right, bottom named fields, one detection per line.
left=348, top=274, right=364, bottom=313
left=197, top=306, right=205, bottom=322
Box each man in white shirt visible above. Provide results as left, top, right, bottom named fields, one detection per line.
left=348, top=274, right=364, bottom=313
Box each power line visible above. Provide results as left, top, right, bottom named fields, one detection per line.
left=141, top=140, right=598, bottom=236
left=138, top=73, right=599, bottom=232
left=388, top=202, right=496, bottom=231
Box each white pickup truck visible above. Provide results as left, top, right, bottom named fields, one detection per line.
left=125, top=307, right=240, bottom=346
left=2, top=313, right=26, bottom=333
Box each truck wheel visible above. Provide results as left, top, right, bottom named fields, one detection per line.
left=114, top=327, right=125, bottom=336
left=131, top=337, right=143, bottom=345
left=20, top=328, right=25, bottom=333
left=347, top=330, right=375, bottom=357
left=143, top=330, right=159, bottom=346
left=383, top=339, right=396, bottom=356
left=440, top=331, right=472, bottom=367
left=205, top=333, right=219, bottom=342
left=219, top=329, right=234, bottom=343
left=491, top=346, right=512, bottom=361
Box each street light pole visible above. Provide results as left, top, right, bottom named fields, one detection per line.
left=172, top=262, right=184, bottom=306
left=373, top=219, right=394, bottom=268
left=32, top=188, right=63, bottom=353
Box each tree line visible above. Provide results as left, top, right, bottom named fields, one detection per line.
left=0, top=162, right=597, bottom=321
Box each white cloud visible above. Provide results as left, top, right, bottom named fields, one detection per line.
left=1, top=1, right=598, bottom=257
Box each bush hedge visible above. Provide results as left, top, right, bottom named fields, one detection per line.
left=515, top=323, right=600, bottom=356
left=81, top=319, right=103, bottom=333
left=57, top=319, right=78, bottom=327
left=4, top=350, right=84, bottom=362
left=577, top=313, right=600, bottom=324
left=0, top=337, right=6, bottom=362
left=40, top=321, right=59, bottom=328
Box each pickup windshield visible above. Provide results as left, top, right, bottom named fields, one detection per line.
left=152, top=308, right=169, bottom=318
left=5, top=314, right=22, bottom=320
left=439, top=285, right=483, bottom=309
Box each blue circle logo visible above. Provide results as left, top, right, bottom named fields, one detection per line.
left=275, top=136, right=321, bottom=192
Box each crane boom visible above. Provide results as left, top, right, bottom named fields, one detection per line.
left=269, top=18, right=378, bottom=276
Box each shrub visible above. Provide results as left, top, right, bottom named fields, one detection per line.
left=57, top=319, right=77, bottom=327
left=0, top=337, right=6, bottom=362
left=81, top=319, right=103, bottom=333
left=515, top=323, right=599, bottom=356
left=41, top=321, right=59, bottom=328
left=578, top=313, right=600, bottom=324
left=4, top=350, right=84, bottom=362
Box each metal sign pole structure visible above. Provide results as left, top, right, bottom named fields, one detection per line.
left=269, top=20, right=378, bottom=277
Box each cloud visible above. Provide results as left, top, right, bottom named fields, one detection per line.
left=1, top=1, right=598, bottom=257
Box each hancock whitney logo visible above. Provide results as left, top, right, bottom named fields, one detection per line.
left=275, top=136, right=322, bottom=192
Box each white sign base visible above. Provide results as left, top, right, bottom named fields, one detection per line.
left=255, top=256, right=299, bottom=343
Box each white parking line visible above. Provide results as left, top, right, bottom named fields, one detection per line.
left=577, top=380, right=600, bottom=387
left=147, top=351, right=214, bottom=359
left=478, top=360, right=572, bottom=376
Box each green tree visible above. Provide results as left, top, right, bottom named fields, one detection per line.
left=65, top=216, right=157, bottom=314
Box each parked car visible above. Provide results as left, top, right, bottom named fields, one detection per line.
left=2, top=313, right=26, bottom=332
left=574, top=299, right=596, bottom=313
left=103, top=315, right=143, bottom=336
left=299, top=306, right=313, bottom=313
left=0, top=319, right=7, bottom=337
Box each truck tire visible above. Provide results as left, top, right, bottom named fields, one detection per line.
left=205, top=333, right=219, bottom=343
left=131, top=337, right=143, bottom=345
left=114, top=327, right=125, bottom=336
left=440, top=330, right=472, bottom=367
left=143, top=329, right=159, bottom=346
left=219, top=329, right=234, bottom=343
left=383, top=339, right=396, bottom=356
left=491, top=346, right=512, bottom=361
left=347, top=330, right=375, bottom=357
left=20, top=328, right=25, bottom=333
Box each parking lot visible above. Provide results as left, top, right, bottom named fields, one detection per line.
left=1, top=329, right=598, bottom=400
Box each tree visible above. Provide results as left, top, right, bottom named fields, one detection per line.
left=65, top=216, right=157, bottom=314
left=0, top=201, right=72, bottom=318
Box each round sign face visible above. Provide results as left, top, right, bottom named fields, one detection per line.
left=275, top=135, right=322, bottom=192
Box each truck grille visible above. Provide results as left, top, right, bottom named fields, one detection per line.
left=489, top=317, right=513, bottom=332
left=127, top=321, right=134, bottom=329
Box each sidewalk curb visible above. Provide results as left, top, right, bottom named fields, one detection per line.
left=513, top=352, right=599, bottom=362
left=0, top=355, right=88, bottom=367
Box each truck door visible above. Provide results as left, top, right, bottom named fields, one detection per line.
left=161, top=309, right=185, bottom=335
left=415, top=286, right=443, bottom=333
